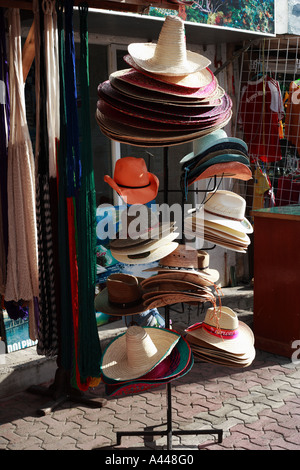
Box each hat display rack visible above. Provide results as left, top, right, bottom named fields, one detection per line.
left=95, top=15, right=245, bottom=449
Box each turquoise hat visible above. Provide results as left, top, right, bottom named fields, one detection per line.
left=180, top=130, right=248, bottom=165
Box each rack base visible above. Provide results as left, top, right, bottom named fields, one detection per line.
left=27, top=367, right=107, bottom=415
left=116, top=427, right=223, bottom=450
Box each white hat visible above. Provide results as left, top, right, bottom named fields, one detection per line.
left=128, top=16, right=211, bottom=77
left=203, top=190, right=253, bottom=234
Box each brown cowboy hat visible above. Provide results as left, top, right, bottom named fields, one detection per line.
left=94, top=273, right=146, bottom=316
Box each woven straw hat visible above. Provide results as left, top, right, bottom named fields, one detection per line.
left=101, top=325, right=181, bottom=381
left=104, top=336, right=193, bottom=396
left=203, top=190, right=253, bottom=234
left=128, top=16, right=211, bottom=77
left=123, top=53, right=213, bottom=90
left=94, top=273, right=145, bottom=316
left=186, top=306, right=254, bottom=355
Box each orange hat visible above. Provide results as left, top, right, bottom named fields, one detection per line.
left=104, top=157, right=159, bottom=204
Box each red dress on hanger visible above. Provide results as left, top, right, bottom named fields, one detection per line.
left=239, top=75, right=284, bottom=163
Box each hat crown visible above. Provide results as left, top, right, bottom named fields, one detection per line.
left=197, top=250, right=209, bottom=269
left=153, top=16, right=187, bottom=70
left=107, top=273, right=142, bottom=304
left=126, top=326, right=158, bottom=370
left=114, top=157, right=150, bottom=187
left=205, top=306, right=239, bottom=330
left=204, top=190, right=246, bottom=221
left=160, top=244, right=198, bottom=268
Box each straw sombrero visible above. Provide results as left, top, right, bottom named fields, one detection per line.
left=100, top=325, right=181, bottom=381
left=127, top=16, right=211, bottom=77
left=104, top=337, right=194, bottom=396
left=123, top=53, right=213, bottom=90
left=185, top=306, right=254, bottom=355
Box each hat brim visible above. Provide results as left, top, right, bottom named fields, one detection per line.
left=100, top=326, right=181, bottom=381
left=203, top=207, right=253, bottom=234
left=143, top=291, right=215, bottom=309
left=94, top=289, right=145, bottom=316
left=104, top=171, right=159, bottom=205
left=180, top=135, right=248, bottom=164
left=110, top=68, right=221, bottom=100
left=124, top=54, right=214, bottom=90
left=188, top=162, right=253, bottom=183
left=143, top=266, right=219, bottom=284
left=104, top=353, right=194, bottom=396
left=111, top=241, right=179, bottom=265
left=96, top=109, right=232, bottom=148
left=111, top=231, right=180, bottom=255
left=140, top=277, right=212, bottom=292
left=128, top=43, right=211, bottom=76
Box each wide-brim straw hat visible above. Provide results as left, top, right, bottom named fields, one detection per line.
left=123, top=53, right=213, bottom=90
left=103, top=156, right=159, bottom=205
left=94, top=273, right=145, bottom=316
left=127, top=16, right=211, bottom=77
left=185, top=306, right=254, bottom=355
left=100, top=325, right=181, bottom=381
left=104, top=349, right=194, bottom=396
left=103, top=335, right=192, bottom=385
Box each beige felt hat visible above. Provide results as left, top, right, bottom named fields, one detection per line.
left=128, top=16, right=211, bottom=77
left=100, top=325, right=181, bottom=381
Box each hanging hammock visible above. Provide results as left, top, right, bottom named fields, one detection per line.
left=5, top=9, right=39, bottom=339
left=34, top=0, right=60, bottom=357
left=0, top=7, right=9, bottom=295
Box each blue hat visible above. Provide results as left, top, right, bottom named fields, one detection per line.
left=180, top=130, right=248, bottom=166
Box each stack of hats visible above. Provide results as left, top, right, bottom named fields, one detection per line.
left=184, top=190, right=253, bottom=253
left=109, top=205, right=179, bottom=265
left=100, top=325, right=193, bottom=397
left=141, top=244, right=219, bottom=309
left=180, top=129, right=252, bottom=193
left=96, top=15, right=232, bottom=147
left=185, top=306, right=255, bottom=368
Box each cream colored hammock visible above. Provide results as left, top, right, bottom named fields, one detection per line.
left=5, top=9, right=39, bottom=330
